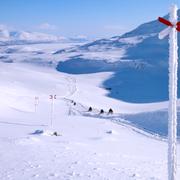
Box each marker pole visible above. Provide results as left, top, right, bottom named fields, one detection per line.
left=168, top=5, right=178, bottom=180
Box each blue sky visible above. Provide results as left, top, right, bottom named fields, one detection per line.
left=0, top=0, right=179, bottom=38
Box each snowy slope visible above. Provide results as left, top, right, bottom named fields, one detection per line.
left=0, top=62, right=180, bottom=180
left=54, top=10, right=180, bottom=104
left=1, top=10, right=180, bottom=180
left=0, top=11, right=180, bottom=136
left=0, top=12, right=180, bottom=136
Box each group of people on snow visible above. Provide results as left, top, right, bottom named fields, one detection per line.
left=88, top=106, right=113, bottom=115
left=71, top=100, right=114, bottom=115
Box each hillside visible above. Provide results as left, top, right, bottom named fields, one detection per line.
left=0, top=62, right=180, bottom=180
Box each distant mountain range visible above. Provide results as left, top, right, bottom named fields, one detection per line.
left=0, top=28, right=88, bottom=45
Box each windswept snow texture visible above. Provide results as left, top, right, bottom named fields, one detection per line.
left=0, top=63, right=180, bottom=180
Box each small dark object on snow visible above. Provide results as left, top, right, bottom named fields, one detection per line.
left=105, top=87, right=112, bottom=91
left=100, top=109, right=104, bottom=114
left=73, top=102, right=76, bottom=106
left=52, top=131, right=62, bottom=136
left=53, top=132, right=58, bottom=136
left=88, top=107, right=92, bottom=112
left=31, top=130, right=44, bottom=135
left=108, top=108, right=113, bottom=115
left=106, top=130, right=113, bottom=134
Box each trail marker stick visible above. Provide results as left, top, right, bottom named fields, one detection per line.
left=34, top=96, right=39, bottom=113
left=49, top=95, right=56, bottom=128
left=158, top=4, right=178, bottom=180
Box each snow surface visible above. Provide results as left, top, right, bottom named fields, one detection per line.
left=1, top=11, right=180, bottom=180
left=0, top=62, right=180, bottom=180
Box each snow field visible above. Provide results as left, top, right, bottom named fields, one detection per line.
left=0, top=63, right=180, bottom=179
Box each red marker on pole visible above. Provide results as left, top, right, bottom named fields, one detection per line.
left=158, top=16, right=180, bottom=32
left=158, top=17, right=173, bottom=27
left=176, top=22, right=180, bottom=32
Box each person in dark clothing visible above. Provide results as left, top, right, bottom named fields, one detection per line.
left=108, top=108, right=113, bottom=115
left=53, top=132, right=58, bottom=136
left=100, top=109, right=104, bottom=114
left=88, top=107, right=92, bottom=112
left=73, top=102, right=76, bottom=106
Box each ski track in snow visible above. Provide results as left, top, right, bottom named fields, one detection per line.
left=0, top=63, right=180, bottom=180
left=64, top=98, right=167, bottom=142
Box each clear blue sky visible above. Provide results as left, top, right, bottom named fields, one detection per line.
left=0, top=0, right=179, bottom=38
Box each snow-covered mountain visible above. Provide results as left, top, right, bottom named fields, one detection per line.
left=0, top=27, right=89, bottom=45
left=0, top=12, right=176, bottom=104
left=55, top=17, right=167, bottom=63
left=0, top=11, right=180, bottom=134
left=1, top=10, right=180, bottom=180
left=0, top=30, right=60, bottom=43
left=55, top=11, right=180, bottom=104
